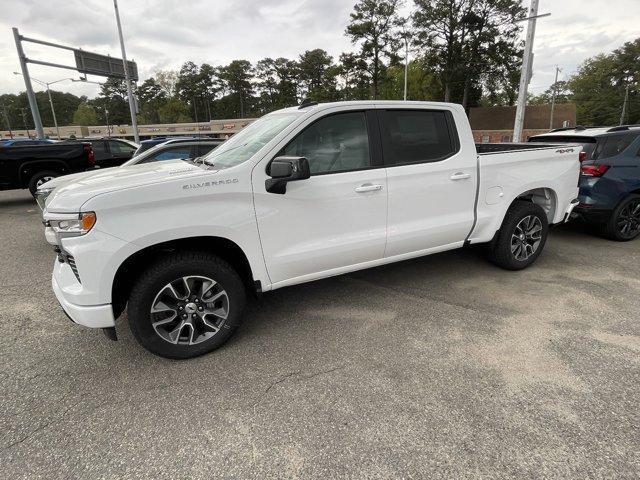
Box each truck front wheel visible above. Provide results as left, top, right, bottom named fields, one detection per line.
left=127, top=251, right=246, bottom=359
left=487, top=200, right=549, bottom=270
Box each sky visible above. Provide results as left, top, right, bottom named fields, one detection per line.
left=0, top=0, right=637, bottom=99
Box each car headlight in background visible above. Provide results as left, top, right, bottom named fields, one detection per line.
left=35, top=187, right=55, bottom=210
left=45, top=212, right=97, bottom=239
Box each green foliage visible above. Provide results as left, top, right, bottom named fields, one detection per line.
left=72, top=102, right=99, bottom=125
left=568, top=39, right=640, bottom=125
left=346, top=0, right=403, bottom=99
left=158, top=97, right=192, bottom=123
left=297, top=49, right=339, bottom=102
left=412, top=0, right=524, bottom=108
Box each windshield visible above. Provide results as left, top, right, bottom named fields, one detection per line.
left=201, top=112, right=300, bottom=169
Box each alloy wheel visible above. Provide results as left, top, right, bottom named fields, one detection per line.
left=616, top=199, right=640, bottom=239
left=35, top=176, right=55, bottom=188
left=150, top=275, right=229, bottom=345
left=510, top=215, right=543, bottom=261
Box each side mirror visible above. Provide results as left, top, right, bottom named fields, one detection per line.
left=265, top=156, right=311, bottom=194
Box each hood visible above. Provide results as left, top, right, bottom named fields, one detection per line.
left=45, top=160, right=205, bottom=213
left=39, top=168, right=115, bottom=191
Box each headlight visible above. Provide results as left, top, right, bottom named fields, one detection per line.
left=35, top=187, right=55, bottom=210
left=46, top=212, right=97, bottom=238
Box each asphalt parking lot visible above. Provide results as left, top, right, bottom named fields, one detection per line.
left=1, top=188, right=638, bottom=479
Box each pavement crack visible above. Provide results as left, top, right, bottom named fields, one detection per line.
left=252, top=365, right=345, bottom=410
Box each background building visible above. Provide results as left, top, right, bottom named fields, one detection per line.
left=470, top=103, right=577, bottom=143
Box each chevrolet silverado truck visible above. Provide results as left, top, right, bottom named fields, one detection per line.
left=0, top=141, right=95, bottom=196
left=42, top=101, right=580, bottom=358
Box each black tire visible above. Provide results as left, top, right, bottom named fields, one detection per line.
left=487, top=200, right=549, bottom=270
left=28, top=171, right=59, bottom=196
left=604, top=194, right=640, bottom=241
left=127, top=251, right=246, bottom=359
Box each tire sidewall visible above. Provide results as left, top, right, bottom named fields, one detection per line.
left=608, top=194, right=640, bottom=241
left=28, top=171, right=59, bottom=196
left=128, top=256, right=245, bottom=359
left=495, top=202, right=549, bottom=270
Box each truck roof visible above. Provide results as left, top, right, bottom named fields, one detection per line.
left=276, top=100, right=464, bottom=114
left=533, top=125, right=640, bottom=138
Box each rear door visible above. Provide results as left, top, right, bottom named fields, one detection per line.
left=379, top=108, right=477, bottom=257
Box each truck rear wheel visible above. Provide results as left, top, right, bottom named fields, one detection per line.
left=487, top=200, right=549, bottom=270
left=28, top=171, right=59, bottom=196
left=127, top=251, right=246, bottom=359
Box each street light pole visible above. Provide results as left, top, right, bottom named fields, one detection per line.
left=513, top=0, right=540, bottom=143
left=549, top=66, right=561, bottom=130
left=113, top=0, right=140, bottom=143
left=14, top=72, right=73, bottom=140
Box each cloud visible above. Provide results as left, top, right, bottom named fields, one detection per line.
left=0, top=0, right=637, bottom=99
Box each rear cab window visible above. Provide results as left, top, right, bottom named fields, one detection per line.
left=378, top=110, right=458, bottom=165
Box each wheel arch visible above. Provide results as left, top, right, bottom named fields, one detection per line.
left=20, top=159, right=68, bottom=185
left=111, top=236, right=258, bottom=319
left=515, top=187, right=558, bottom=225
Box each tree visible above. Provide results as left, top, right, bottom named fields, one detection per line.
left=297, top=49, right=338, bottom=102
left=255, top=57, right=299, bottom=113
left=217, top=60, right=254, bottom=118
left=346, top=0, right=403, bottom=99
left=413, top=0, right=523, bottom=106
left=72, top=102, right=98, bottom=125
left=175, top=62, right=219, bottom=121
left=137, top=78, right=167, bottom=124
left=158, top=97, right=191, bottom=123
left=568, top=39, right=640, bottom=125
left=337, top=52, right=371, bottom=100
left=93, top=77, right=130, bottom=124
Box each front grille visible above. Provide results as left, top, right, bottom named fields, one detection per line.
left=58, top=251, right=81, bottom=284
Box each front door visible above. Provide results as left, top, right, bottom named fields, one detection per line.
left=253, top=110, right=387, bottom=286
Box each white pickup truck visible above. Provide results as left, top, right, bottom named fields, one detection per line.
left=43, top=101, right=580, bottom=358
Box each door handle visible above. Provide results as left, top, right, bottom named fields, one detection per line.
left=355, top=183, right=383, bottom=193
left=450, top=172, right=471, bottom=181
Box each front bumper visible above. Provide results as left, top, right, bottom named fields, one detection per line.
left=52, top=272, right=115, bottom=328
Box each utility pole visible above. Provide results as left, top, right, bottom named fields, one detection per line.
left=513, top=0, right=540, bottom=142
left=549, top=66, right=561, bottom=130
left=620, top=85, right=630, bottom=126
left=1, top=105, right=12, bottom=138
left=20, top=108, right=31, bottom=137
left=113, top=0, right=139, bottom=143
left=13, top=27, right=45, bottom=139
left=403, top=31, right=409, bottom=101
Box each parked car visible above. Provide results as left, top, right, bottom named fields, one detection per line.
left=35, top=138, right=223, bottom=208
left=76, top=138, right=139, bottom=168
left=0, top=141, right=95, bottom=196
left=529, top=125, right=640, bottom=240
left=0, top=138, right=56, bottom=146
left=134, top=137, right=198, bottom=155
left=42, top=100, right=580, bottom=358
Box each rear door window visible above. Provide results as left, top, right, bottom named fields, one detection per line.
left=379, top=110, right=457, bottom=165
left=593, top=133, right=638, bottom=160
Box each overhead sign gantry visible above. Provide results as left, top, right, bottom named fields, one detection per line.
left=12, top=26, right=138, bottom=140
